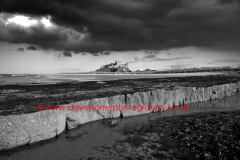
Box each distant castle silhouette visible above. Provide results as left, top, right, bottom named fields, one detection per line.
left=96, top=61, right=130, bottom=72
left=101, top=61, right=128, bottom=69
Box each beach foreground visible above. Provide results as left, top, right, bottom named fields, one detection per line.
left=0, top=74, right=240, bottom=152
left=1, top=93, right=240, bottom=160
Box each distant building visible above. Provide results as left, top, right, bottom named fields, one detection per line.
left=100, top=61, right=128, bottom=69
left=97, top=61, right=130, bottom=72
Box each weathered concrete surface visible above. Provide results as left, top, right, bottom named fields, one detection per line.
left=0, top=109, right=66, bottom=150
left=0, top=81, right=240, bottom=151
left=64, top=81, right=240, bottom=130
left=65, top=95, right=125, bottom=129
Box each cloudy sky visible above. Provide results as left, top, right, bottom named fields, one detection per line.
left=0, top=0, right=240, bottom=74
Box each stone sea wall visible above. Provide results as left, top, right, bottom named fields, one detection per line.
left=0, top=81, right=240, bottom=151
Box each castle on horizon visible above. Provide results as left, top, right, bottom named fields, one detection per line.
left=96, top=60, right=130, bottom=72
left=100, top=60, right=128, bottom=69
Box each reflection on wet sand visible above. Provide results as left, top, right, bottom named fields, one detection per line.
left=1, top=93, right=240, bottom=160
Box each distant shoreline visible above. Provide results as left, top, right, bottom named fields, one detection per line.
left=59, top=68, right=240, bottom=74
left=57, top=72, right=224, bottom=75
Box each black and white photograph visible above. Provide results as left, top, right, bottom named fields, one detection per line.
left=0, top=0, right=240, bottom=159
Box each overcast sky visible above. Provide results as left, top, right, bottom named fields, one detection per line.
left=0, top=0, right=240, bottom=74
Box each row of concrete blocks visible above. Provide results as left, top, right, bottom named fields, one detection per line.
left=0, top=81, right=240, bottom=150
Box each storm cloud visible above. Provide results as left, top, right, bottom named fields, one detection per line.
left=27, top=45, right=37, bottom=50
left=17, top=47, right=24, bottom=52
left=0, top=0, right=240, bottom=53
left=62, top=51, right=72, bottom=57
left=142, top=56, right=191, bottom=62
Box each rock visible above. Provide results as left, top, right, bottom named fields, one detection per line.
left=66, top=117, right=78, bottom=130
left=185, top=127, right=190, bottom=132
left=109, top=120, right=120, bottom=127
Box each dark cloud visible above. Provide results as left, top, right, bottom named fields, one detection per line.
left=129, top=55, right=191, bottom=63
left=26, top=45, right=37, bottom=50
left=144, top=50, right=160, bottom=55
left=92, top=53, right=99, bottom=56
left=17, top=47, right=24, bottom=52
left=214, top=59, right=240, bottom=63
left=0, top=0, right=240, bottom=53
left=142, top=56, right=191, bottom=62
left=101, top=51, right=111, bottom=55
left=62, top=51, right=72, bottom=57
left=145, top=54, right=157, bottom=59
left=219, top=0, right=239, bottom=4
